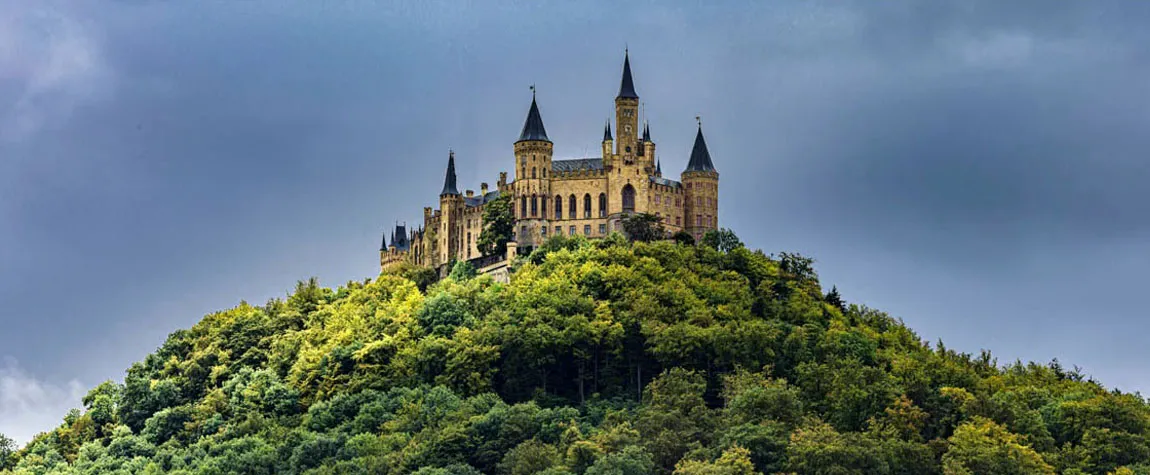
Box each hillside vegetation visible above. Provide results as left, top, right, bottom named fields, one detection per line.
left=5, top=232, right=1150, bottom=474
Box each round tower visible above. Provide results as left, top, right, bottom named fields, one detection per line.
left=514, top=90, right=553, bottom=251
left=439, top=150, right=464, bottom=264
left=681, top=121, right=719, bottom=242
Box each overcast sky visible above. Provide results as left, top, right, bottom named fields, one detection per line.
left=2, top=0, right=1149, bottom=444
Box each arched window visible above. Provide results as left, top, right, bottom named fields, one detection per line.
left=555, top=195, right=563, bottom=219
left=521, top=196, right=528, bottom=217
left=583, top=194, right=592, bottom=218
left=598, top=193, right=607, bottom=217
left=532, top=167, right=537, bottom=179
left=531, top=195, right=538, bottom=217
left=622, top=185, right=636, bottom=213
left=569, top=195, right=577, bottom=219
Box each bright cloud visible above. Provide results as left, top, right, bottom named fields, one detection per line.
left=0, top=358, right=85, bottom=446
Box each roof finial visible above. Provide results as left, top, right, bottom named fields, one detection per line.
left=530, top=83, right=535, bottom=98
left=696, top=115, right=702, bottom=128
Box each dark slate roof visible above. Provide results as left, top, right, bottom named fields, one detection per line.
left=685, top=126, right=716, bottom=172
left=551, top=158, right=604, bottom=172
left=464, top=190, right=502, bottom=207
left=393, top=224, right=410, bottom=251
left=656, top=159, right=662, bottom=175
left=517, top=96, right=550, bottom=143
left=441, top=151, right=460, bottom=195
left=618, top=51, right=638, bottom=99
left=380, top=231, right=388, bottom=251
left=603, top=121, right=613, bottom=141
left=650, top=175, right=682, bottom=188
left=643, top=121, right=651, bottom=142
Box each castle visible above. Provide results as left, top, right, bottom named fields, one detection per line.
left=381, top=51, right=719, bottom=272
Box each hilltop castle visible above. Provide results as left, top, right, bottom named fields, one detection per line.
left=381, top=51, right=719, bottom=272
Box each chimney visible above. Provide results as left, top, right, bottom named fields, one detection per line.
left=466, top=189, right=474, bottom=198
left=481, top=182, right=489, bottom=195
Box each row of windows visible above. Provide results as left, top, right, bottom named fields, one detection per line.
left=518, top=193, right=610, bottom=219
left=521, top=166, right=548, bottom=179
left=694, top=215, right=714, bottom=227
left=686, top=182, right=717, bottom=192
left=653, top=195, right=682, bottom=207
left=693, top=196, right=716, bottom=207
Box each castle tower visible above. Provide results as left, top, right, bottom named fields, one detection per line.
left=439, top=150, right=464, bottom=264
left=606, top=50, right=649, bottom=222
left=642, top=121, right=656, bottom=172
left=681, top=122, right=719, bottom=241
left=602, top=120, right=613, bottom=162
left=513, top=90, right=553, bottom=250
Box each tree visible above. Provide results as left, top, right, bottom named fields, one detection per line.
left=478, top=194, right=514, bottom=257
left=701, top=228, right=742, bottom=252
left=621, top=213, right=664, bottom=242
left=825, top=286, right=844, bottom=311
left=0, top=433, right=15, bottom=471
left=449, top=260, right=477, bottom=281
left=942, top=417, right=1054, bottom=475
left=672, top=230, right=696, bottom=246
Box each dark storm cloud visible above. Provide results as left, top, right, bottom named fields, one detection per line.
left=2, top=0, right=1150, bottom=442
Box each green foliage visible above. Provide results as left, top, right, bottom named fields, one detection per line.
left=478, top=194, right=514, bottom=257
left=672, top=230, right=695, bottom=246
left=621, top=213, right=665, bottom=242
left=700, top=229, right=742, bottom=253
left=9, top=238, right=1150, bottom=474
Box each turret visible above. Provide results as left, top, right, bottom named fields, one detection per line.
left=614, top=50, right=640, bottom=164
left=513, top=89, right=553, bottom=248
left=681, top=120, right=719, bottom=241
left=642, top=121, right=656, bottom=171
left=602, top=120, right=613, bottom=162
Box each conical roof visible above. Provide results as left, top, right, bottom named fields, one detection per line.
left=617, top=51, right=639, bottom=99
left=380, top=230, right=388, bottom=251
left=603, top=120, right=613, bottom=141
left=517, top=95, right=550, bottom=143
left=685, top=125, right=716, bottom=172
left=441, top=150, right=460, bottom=195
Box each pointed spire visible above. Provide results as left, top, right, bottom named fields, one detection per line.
left=642, top=121, right=651, bottom=142
left=617, top=49, right=639, bottom=99
left=441, top=150, right=460, bottom=196
left=656, top=159, right=662, bottom=175
left=381, top=230, right=389, bottom=251
left=685, top=121, right=716, bottom=172
left=603, top=120, right=613, bottom=141
left=517, top=91, right=550, bottom=143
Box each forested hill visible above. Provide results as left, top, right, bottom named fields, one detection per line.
left=5, top=232, right=1150, bottom=474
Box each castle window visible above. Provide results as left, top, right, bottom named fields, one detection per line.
left=555, top=195, right=562, bottom=218
left=569, top=195, right=576, bottom=219
left=697, top=197, right=703, bottom=206
left=599, top=224, right=606, bottom=235
left=569, top=225, right=576, bottom=236
left=598, top=193, right=607, bottom=217
left=521, top=196, right=528, bottom=217
left=625, top=146, right=631, bottom=153
left=541, top=226, right=547, bottom=236
left=687, top=183, right=692, bottom=189
left=676, top=216, right=681, bottom=226
left=555, top=226, right=561, bottom=235
left=655, top=195, right=660, bottom=204
left=532, top=167, right=537, bottom=179
left=696, top=215, right=702, bottom=226
left=531, top=195, right=537, bottom=217
left=584, top=225, right=591, bottom=236
left=621, top=184, right=636, bottom=213
left=583, top=194, right=591, bottom=218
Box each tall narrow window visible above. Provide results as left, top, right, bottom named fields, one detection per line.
left=532, top=167, right=537, bottom=179
left=599, top=193, right=607, bottom=217
left=531, top=195, right=537, bottom=217
left=521, top=196, right=527, bottom=217
left=621, top=185, right=636, bottom=212
left=583, top=194, right=592, bottom=218
left=555, top=195, right=563, bottom=219
left=569, top=195, right=577, bottom=219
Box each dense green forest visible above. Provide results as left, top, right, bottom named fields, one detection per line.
left=5, top=231, right=1150, bottom=474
